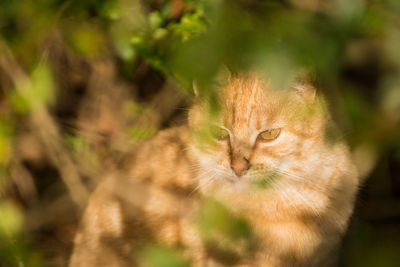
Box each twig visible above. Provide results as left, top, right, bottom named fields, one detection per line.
left=0, top=40, right=88, bottom=207
left=10, top=157, right=38, bottom=205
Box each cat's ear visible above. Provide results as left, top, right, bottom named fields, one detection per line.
left=216, top=65, right=232, bottom=83
left=292, top=70, right=316, bottom=102
left=293, top=82, right=316, bottom=102
left=192, top=65, right=231, bottom=97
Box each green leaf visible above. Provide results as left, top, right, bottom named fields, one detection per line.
left=197, top=198, right=252, bottom=242
left=0, top=201, right=23, bottom=237
left=137, top=244, right=189, bottom=267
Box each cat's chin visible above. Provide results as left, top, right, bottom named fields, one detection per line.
left=225, top=177, right=254, bottom=193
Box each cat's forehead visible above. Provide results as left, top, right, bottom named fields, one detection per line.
left=221, top=75, right=267, bottom=101
left=220, top=75, right=286, bottom=131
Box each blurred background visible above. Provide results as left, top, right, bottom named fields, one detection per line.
left=0, top=0, right=400, bottom=266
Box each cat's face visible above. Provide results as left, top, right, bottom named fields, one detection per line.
left=189, top=73, right=326, bottom=192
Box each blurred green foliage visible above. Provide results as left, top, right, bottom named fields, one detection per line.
left=137, top=244, right=190, bottom=267
left=1, top=0, right=400, bottom=266
left=15, top=64, right=55, bottom=112
left=128, top=125, right=157, bottom=144
left=0, top=202, right=43, bottom=267
left=197, top=198, right=252, bottom=242
left=0, top=119, right=13, bottom=169
left=196, top=198, right=254, bottom=265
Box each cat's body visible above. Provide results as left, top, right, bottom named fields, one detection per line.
left=70, top=73, right=359, bottom=267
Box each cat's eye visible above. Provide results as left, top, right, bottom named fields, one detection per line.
left=211, top=126, right=229, bottom=140
left=258, top=128, right=281, bottom=141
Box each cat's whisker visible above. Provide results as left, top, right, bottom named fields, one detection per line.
left=257, top=173, right=303, bottom=215
left=274, top=168, right=312, bottom=184
left=282, top=174, right=325, bottom=193
left=191, top=167, right=220, bottom=179
left=190, top=172, right=218, bottom=195
left=189, top=165, right=234, bottom=194
left=199, top=176, right=218, bottom=191
left=270, top=168, right=326, bottom=192
left=276, top=181, right=308, bottom=217
left=181, top=147, right=193, bottom=152
left=187, top=163, right=204, bottom=169
left=187, top=162, right=226, bottom=172
left=187, top=166, right=205, bottom=172
left=271, top=181, right=296, bottom=212
left=188, top=165, right=222, bottom=176
left=192, top=169, right=215, bottom=181
left=278, top=182, right=304, bottom=209
left=276, top=180, right=321, bottom=217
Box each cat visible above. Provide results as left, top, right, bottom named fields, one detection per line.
left=69, top=72, right=359, bottom=267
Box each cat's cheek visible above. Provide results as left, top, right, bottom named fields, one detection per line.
left=199, top=148, right=231, bottom=170
left=233, top=179, right=253, bottom=192
left=215, top=158, right=230, bottom=169
left=212, top=143, right=232, bottom=166
left=258, top=132, right=304, bottom=158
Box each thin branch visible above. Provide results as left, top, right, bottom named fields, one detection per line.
left=0, top=40, right=88, bottom=207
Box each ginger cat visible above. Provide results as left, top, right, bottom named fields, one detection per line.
left=69, top=72, right=359, bottom=267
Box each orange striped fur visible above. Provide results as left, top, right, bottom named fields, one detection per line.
left=70, top=73, right=359, bottom=267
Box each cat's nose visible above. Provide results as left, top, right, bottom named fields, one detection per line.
left=231, top=157, right=250, bottom=177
